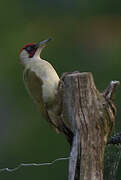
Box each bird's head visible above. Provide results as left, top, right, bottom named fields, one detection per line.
left=19, top=38, right=52, bottom=65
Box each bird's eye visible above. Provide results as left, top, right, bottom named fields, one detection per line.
left=26, top=46, right=32, bottom=51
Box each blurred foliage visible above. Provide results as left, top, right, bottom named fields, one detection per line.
left=104, top=145, right=121, bottom=180
left=1, top=0, right=121, bottom=179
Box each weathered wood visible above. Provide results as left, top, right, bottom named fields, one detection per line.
left=59, top=72, right=119, bottom=180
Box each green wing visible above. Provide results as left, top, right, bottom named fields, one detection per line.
left=23, top=68, right=46, bottom=116
left=23, top=68, right=73, bottom=143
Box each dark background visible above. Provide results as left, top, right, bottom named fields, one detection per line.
left=0, top=0, right=121, bottom=179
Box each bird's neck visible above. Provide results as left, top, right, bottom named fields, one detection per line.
left=23, top=56, right=41, bottom=67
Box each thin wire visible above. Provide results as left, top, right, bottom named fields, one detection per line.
left=0, top=157, right=70, bottom=173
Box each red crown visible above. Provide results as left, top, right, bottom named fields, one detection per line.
left=19, top=43, right=35, bottom=53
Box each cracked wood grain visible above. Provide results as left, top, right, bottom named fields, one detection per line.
left=59, top=72, right=119, bottom=180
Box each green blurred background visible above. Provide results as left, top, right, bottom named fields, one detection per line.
left=1, top=0, right=121, bottom=179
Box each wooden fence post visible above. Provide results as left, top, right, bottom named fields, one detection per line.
left=59, top=72, right=119, bottom=180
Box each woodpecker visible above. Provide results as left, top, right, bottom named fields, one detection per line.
left=19, top=38, right=73, bottom=144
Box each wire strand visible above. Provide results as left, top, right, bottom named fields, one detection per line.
left=0, top=157, right=70, bottom=173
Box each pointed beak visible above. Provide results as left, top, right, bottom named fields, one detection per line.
left=36, top=38, right=52, bottom=48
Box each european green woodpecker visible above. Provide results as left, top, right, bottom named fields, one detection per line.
left=19, top=38, right=73, bottom=143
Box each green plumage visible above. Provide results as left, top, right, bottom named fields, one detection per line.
left=23, top=59, right=61, bottom=129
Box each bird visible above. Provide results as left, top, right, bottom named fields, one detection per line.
left=19, top=38, right=73, bottom=144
